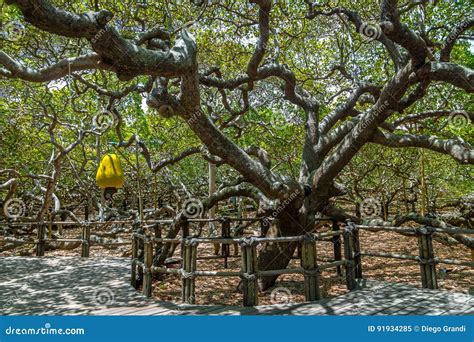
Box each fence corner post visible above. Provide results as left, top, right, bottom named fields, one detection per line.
left=36, top=223, right=45, bottom=257
left=142, top=235, right=153, bottom=297
left=343, top=224, right=356, bottom=290
left=417, top=226, right=438, bottom=289
left=347, top=220, right=362, bottom=279
left=221, top=217, right=231, bottom=268
left=332, top=220, right=342, bottom=276
left=241, top=237, right=258, bottom=306
left=131, top=234, right=138, bottom=289
left=301, top=234, right=321, bottom=301
left=181, top=237, right=197, bottom=304
left=81, top=223, right=90, bottom=257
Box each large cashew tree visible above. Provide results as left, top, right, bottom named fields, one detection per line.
left=1, top=0, right=472, bottom=289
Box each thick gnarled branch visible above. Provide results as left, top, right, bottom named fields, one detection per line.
left=372, top=130, right=474, bottom=164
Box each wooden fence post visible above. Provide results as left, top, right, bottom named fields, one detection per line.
left=221, top=217, right=231, bottom=268
left=36, top=223, right=45, bottom=256
left=81, top=224, right=90, bottom=257
left=346, top=220, right=362, bottom=278
left=180, top=218, right=189, bottom=260
left=131, top=235, right=138, bottom=289
left=154, top=224, right=162, bottom=256
left=132, top=220, right=144, bottom=286
left=343, top=226, right=356, bottom=290
left=417, top=226, right=438, bottom=289
left=260, top=218, right=270, bottom=237
left=301, top=234, right=321, bottom=301
left=142, top=235, right=153, bottom=297
left=332, top=220, right=342, bottom=276
left=241, top=237, right=258, bottom=306
left=182, top=238, right=197, bottom=304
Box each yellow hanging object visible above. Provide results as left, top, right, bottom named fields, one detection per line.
left=95, top=154, right=124, bottom=189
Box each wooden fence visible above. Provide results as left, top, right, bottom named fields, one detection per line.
left=3, top=218, right=473, bottom=307
left=350, top=222, right=474, bottom=290
left=2, top=220, right=138, bottom=257
left=131, top=217, right=351, bottom=306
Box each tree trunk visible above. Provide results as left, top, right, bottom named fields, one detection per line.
left=257, top=208, right=307, bottom=290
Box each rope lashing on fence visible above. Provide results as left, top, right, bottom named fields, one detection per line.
left=344, top=220, right=358, bottom=235
left=240, top=272, right=257, bottom=281
left=343, top=227, right=352, bottom=237
left=302, top=232, right=318, bottom=243
left=303, top=268, right=320, bottom=276
left=218, top=217, right=230, bottom=224
left=416, top=226, right=434, bottom=235
left=239, top=236, right=259, bottom=247
left=180, top=269, right=197, bottom=280
left=415, top=256, right=439, bottom=265
left=183, top=237, right=200, bottom=246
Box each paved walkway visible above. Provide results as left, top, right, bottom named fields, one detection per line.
left=0, top=257, right=472, bottom=315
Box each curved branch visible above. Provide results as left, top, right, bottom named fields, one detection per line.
left=440, top=17, right=474, bottom=62
left=6, top=0, right=197, bottom=80
left=427, top=62, right=474, bottom=92
left=306, top=5, right=404, bottom=69
left=117, top=135, right=201, bottom=173
left=0, top=53, right=104, bottom=82
left=380, top=0, right=429, bottom=65
left=312, top=62, right=414, bottom=191
left=247, top=0, right=272, bottom=79
left=200, top=63, right=315, bottom=109
left=371, top=130, right=474, bottom=164
left=246, top=146, right=271, bottom=169
left=203, top=183, right=263, bottom=211
left=392, top=110, right=473, bottom=128
left=320, top=84, right=380, bottom=135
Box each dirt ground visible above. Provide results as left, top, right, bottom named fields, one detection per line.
left=2, top=223, right=473, bottom=306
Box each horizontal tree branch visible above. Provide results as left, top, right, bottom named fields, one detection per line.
left=0, top=53, right=104, bottom=82
left=426, top=62, right=474, bottom=92
left=371, top=130, right=474, bottom=164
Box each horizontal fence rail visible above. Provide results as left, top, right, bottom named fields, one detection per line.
left=1, top=217, right=337, bottom=260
